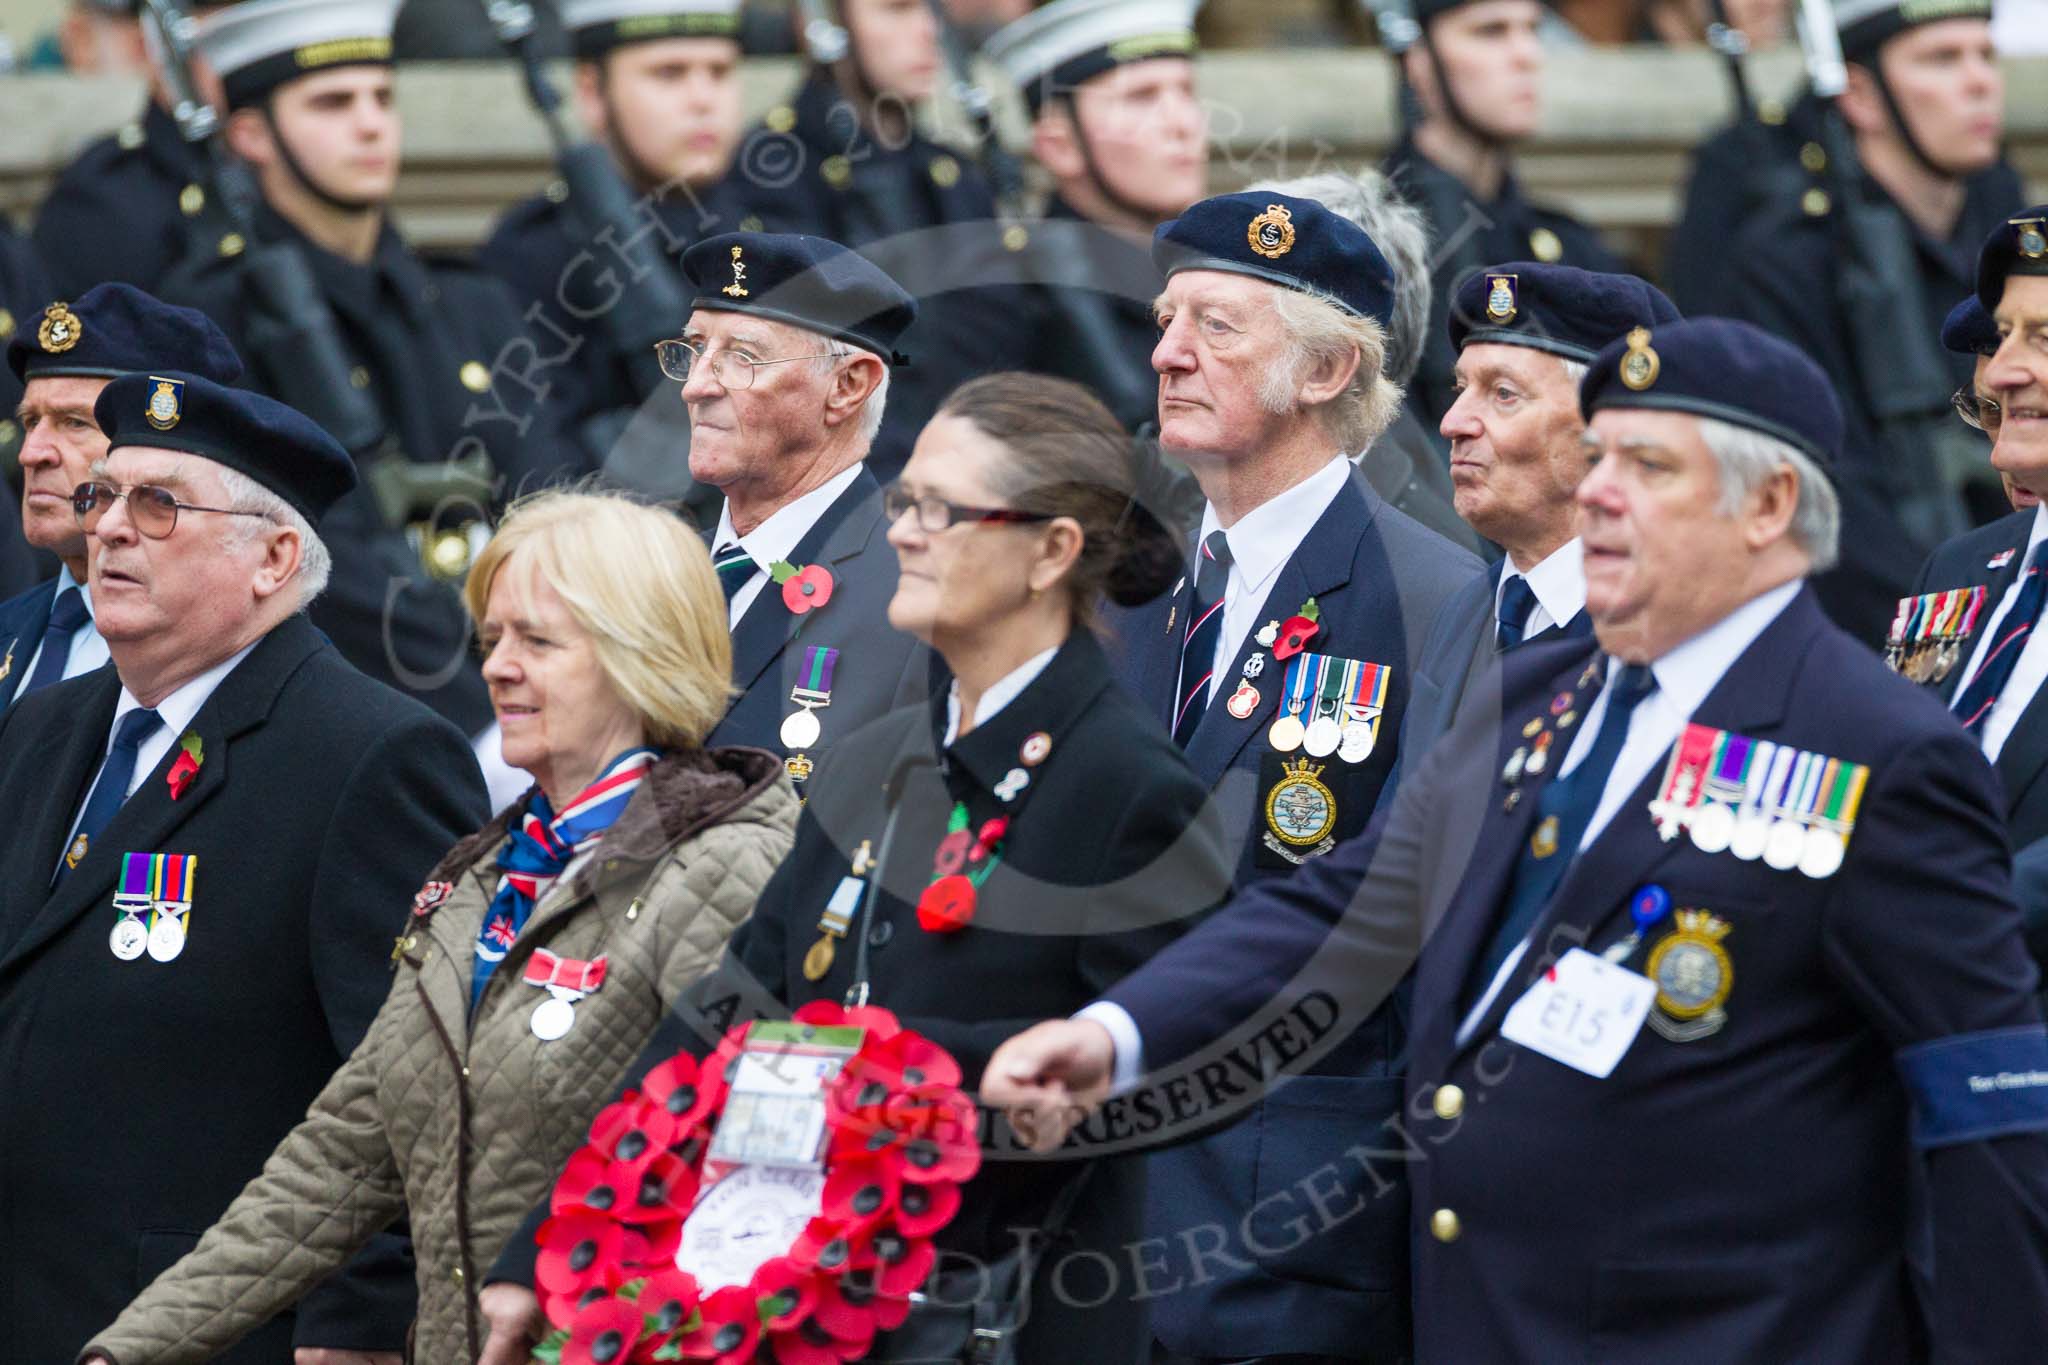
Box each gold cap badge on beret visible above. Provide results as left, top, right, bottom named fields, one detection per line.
left=1485, top=273, right=1518, bottom=322
left=1620, top=327, right=1660, bottom=391
left=145, top=376, right=185, bottom=432
left=38, top=303, right=82, bottom=355
left=1248, top=204, right=1296, bottom=260
left=2018, top=218, right=2048, bottom=261
left=723, top=244, right=749, bottom=299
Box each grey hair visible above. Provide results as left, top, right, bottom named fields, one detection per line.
left=817, top=345, right=891, bottom=444
left=1559, top=358, right=1587, bottom=387
left=1695, top=415, right=1840, bottom=572
left=1247, top=167, right=1432, bottom=387
left=214, top=465, right=333, bottom=608
left=1260, top=286, right=1405, bottom=455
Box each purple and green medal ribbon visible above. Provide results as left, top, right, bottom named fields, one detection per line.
left=119, top=851, right=195, bottom=924
left=796, top=645, right=838, bottom=699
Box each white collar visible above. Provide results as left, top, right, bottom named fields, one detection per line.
left=1195, top=455, right=1352, bottom=597
left=1499, top=538, right=1585, bottom=628
left=56, top=561, right=96, bottom=622
left=713, top=463, right=866, bottom=567
left=112, top=639, right=260, bottom=739
left=1634, top=579, right=1803, bottom=715
left=945, top=644, right=1060, bottom=747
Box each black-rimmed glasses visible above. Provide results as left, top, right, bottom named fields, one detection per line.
left=73, top=481, right=270, bottom=540
left=882, top=484, right=1056, bottom=533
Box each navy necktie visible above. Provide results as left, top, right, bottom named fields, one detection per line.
left=21, top=587, right=89, bottom=698
left=712, top=544, right=758, bottom=605
left=1464, top=662, right=1658, bottom=1009
left=54, top=707, right=162, bottom=887
left=1496, top=574, right=1539, bottom=651
left=1173, top=530, right=1233, bottom=748
left=1955, top=542, right=2048, bottom=733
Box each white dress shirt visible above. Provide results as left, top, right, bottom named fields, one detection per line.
left=1951, top=503, right=2048, bottom=764
left=713, top=463, right=866, bottom=626
left=64, top=640, right=260, bottom=851
left=1179, top=455, right=1353, bottom=709
left=1496, top=538, right=1586, bottom=640
left=944, top=645, right=1059, bottom=747
left=12, top=564, right=111, bottom=702
left=1455, top=579, right=1802, bottom=1041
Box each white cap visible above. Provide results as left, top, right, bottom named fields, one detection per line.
left=558, top=0, right=745, bottom=57
left=197, top=0, right=401, bottom=109
left=983, top=0, right=1201, bottom=111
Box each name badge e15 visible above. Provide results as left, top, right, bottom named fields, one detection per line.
left=1501, top=948, right=1657, bottom=1079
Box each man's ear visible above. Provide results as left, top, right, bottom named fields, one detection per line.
left=1031, top=105, right=1086, bottom=183
left=223, top=106, right=274, bottom=166
left=1838, top=61, right=1888, bottom=139
left=573, top=60, right=609, bottom=142
left=250, top=522, right=306, bottom=605
left=824, top=352, right=886, bottom=429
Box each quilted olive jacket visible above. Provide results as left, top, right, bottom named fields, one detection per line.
left=84, top=746, right=797, bottom=1364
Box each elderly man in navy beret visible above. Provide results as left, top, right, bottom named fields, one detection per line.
left=1094, top=190, right=1478, bottom=1365
left=1, top=283, right=243, bottom=713
left=990, top=316, right=2048, bottom=1362
left=662, top=231, right=928, bottom=791
left=0, top=375, right=487, bottom=1364
left=1399, top=262, right=1678, bottom=772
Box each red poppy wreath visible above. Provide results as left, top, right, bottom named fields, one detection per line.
left=532, top=1001, right=981, bottom=1364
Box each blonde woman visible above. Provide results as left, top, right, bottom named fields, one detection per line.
left=83, top=490, right=799, bottom=1364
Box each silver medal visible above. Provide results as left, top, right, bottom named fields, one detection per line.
left=1729, top=809, right=1770, bottom=862
left=1337, top=721, right=1376, bottom=764
left=1762, top=819, right=1806, bottom=871
left=531, top=994, right=577, bottom=1041
left=779, top=706, right=822, bottom=751
left=1303, top=715, right=1342, bottom=758
left=147, top=913, right=187, bottom=963
left=110, top=917, right=148, bottom=961
left=1688, top=801, right=1735, bottom=855
left=1799, top=828, right=1846, bottom=880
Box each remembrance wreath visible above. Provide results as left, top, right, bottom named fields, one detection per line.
left=533, top=1001, right=981, bottom=1365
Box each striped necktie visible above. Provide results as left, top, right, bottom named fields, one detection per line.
left=1955, top=541, right=2048, bottom=734
left=1173, top=530, right=1233, bottom=748
left=712, top=544, right=758, bottom=604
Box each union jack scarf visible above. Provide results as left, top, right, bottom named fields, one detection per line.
left=471, top=748, right=658, bottom=1008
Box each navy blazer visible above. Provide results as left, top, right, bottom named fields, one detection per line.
left=1107, top=585, right=2048, bottom=1363
left=704, top=467, right=928, bottom=787
left=0, top=577, right=58, bottom=706
left=1104, top=468, right=1480, bottom=1359
left=0, top=615, right=487, bottom=1361
left=1401, top=557, right=1594, bottom=773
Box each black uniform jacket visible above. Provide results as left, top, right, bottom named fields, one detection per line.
left=1383, top=135, right=1625, bottom=432
left=0, top=615, right=487, bottom=1362
left=1111, top=586, right=2048, bottom=1362
left=705, top=468, right=928, bottom=788
left=33, top=102, right=209, bottom=298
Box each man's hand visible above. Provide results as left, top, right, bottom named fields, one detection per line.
left=476, top=1282, right=546, bottom=1365
left=295, top=1353, right=401, bottom=1364
left=981, top=1019, right=1116, bottom=1153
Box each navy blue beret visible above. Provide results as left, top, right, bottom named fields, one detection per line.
left=1941, top=295, right=2000, bottom=357
left=95, top=371, right=357, bottom=523
left=1976, top=204, right=2048, bottom=313
left=681, top=233, right=918, bottom=365
left=1579, top=318, right=1844, bottom=473
left=1450, top=263, right=1680, bottom=362
left=1153, top=191, right=1396, bottom=327
left=7, top=282, right=242, bottom=386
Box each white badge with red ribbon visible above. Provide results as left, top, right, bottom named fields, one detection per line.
left=525, top=948, right=608, bottom=1041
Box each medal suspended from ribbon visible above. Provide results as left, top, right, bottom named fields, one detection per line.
left=524, top=948, right=609, bottom=1041
left=1268, top=651, right=1318, bottom=752
left=112, top=851, right=196, bottom=962
left=1338, top=658, right=1390, bottom=764
left=781, top=645, right=838, bottom=751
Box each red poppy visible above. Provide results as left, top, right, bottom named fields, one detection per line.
left=1273, top=614, right=1320, bottom=661
left=929, top=828, right=974, bottom=878
left=874, top=1030, right=963, bottom=1092
left=672, top=1284, right=760, bottom=1363
left=808, top=1269, right=883, bottom=1349
left=543, top=1284, right=608, bottom=1331
left=763, top=1323, right=850, bottom=1365
left=971, top=816, right=1009, bottom=857
left=536, top=1212, right=623, bottom=1298
left=552, top=1149, right=630, bottom=1219
left=821, top=1158, right=899, bottom=1226
left=562, top=1297, right=642, bottom=1365
left=588, top=1098, right=666, bottom=1174
left=891, top=1175, right=961, bottom=1238
left=790, top=1215, right=869, bottom=1276
left=620, top=1218, right=682, bottom=1266
left=615, top=1150, right=698, bottom=1225
left=835, top=1004, right=903, bottom=1043
left=916, top=875, right=976, bottom=933
left=166, top=750, right=200, bottom=799
left=632, top=1268, right=702, bottom=1339
left=865, top=1223, right=938, bottom=1299
left=640, top=1053, right=720, bottom=1144
left=781, top=564, right=836, bottom=615
left=750, top=1256, right=819, bottom=1331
